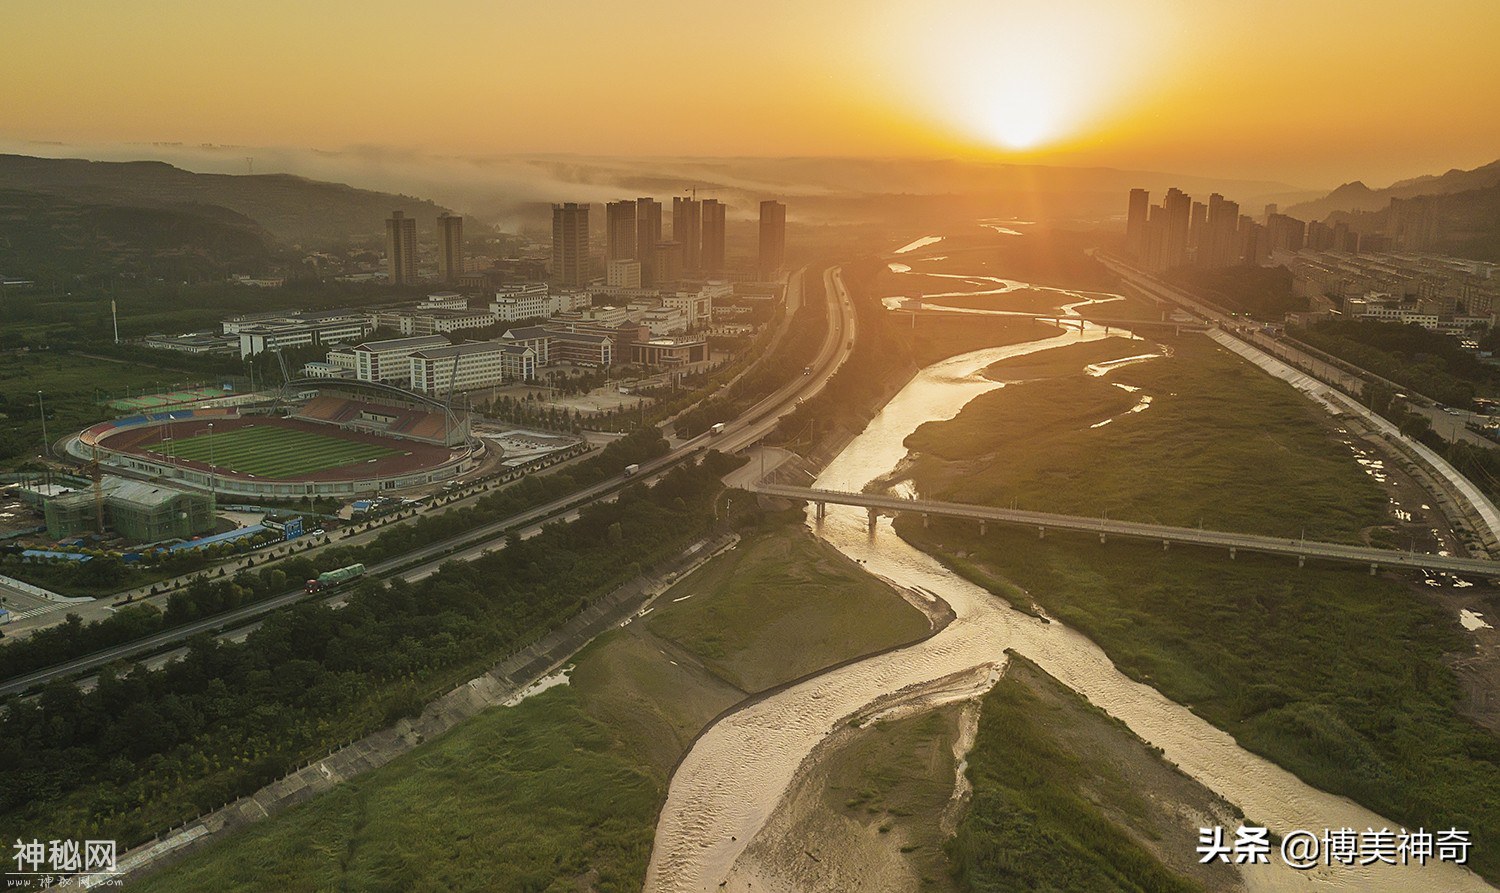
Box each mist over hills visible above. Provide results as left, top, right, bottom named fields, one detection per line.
left=0, top=154, right=448, bottom=248
left=4, top=144, right=1495, bottom=279
left=0, top=142, right=1311, bottom=231
left=459, top=155, right=1314, bottom=231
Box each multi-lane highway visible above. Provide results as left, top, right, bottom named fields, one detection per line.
left=753, top=483, right=1500, bottom=577
left=0, top=265, right=857, bottom=698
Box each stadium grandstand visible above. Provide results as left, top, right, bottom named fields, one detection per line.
left=66, top=379, right=481, bottom=499
left=288, top=379, right=468, bottom=447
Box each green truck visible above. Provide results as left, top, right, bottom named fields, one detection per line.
left=304, top=563, right=366, bottom=593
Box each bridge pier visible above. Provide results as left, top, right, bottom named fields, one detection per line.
left=1229, top=546, right=1236, bottom=560
left=1162, top=539, right=1170, bottom=551
left=923, top=513, right=930, bottom=529
left=1099, top=531, right=1107, bottom=544
left=867, top=507, right=878, bottom=533
left=1370, top=563, right=1378, bottom=576
left=1038, top=526, right=1046, bottom=539
left=815, top=501, right=826, bottom=520
left=979, top=520, right=987, bottom=536
left=1298, top=554, right=1305, bottom=568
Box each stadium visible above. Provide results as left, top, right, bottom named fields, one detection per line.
left=66, top=380, right=484, bottom=499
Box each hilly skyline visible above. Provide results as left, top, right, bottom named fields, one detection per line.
left=4, top=147, right=1496, bottom=283
left=5, top=1, right=1499, bottom=186
left=1287, top=159, right=1500, bottom=221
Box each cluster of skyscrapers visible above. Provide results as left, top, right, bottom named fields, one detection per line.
left=1124, top=188, right=1358, bottom=273
left=385, top=210, right=465, bottom=286
left=387, top=197, right=786, bottom=292
left=554, top=197, right=786, bottom=289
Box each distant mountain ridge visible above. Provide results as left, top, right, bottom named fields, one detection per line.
left=0, top=154, right=450, bottom=247
left=1329, top=182, right=1500, bottom=263
left=1286, top=159, right=1500, bottom=220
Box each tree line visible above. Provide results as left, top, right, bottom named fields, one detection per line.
left=0, top=428, right=670, bottom=684
left=0, top=451, right=741, bottom=851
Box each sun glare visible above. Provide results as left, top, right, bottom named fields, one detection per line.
left=976, top=85, right=1060, bottom=150
left=878, top=0, right=1160, bottom=154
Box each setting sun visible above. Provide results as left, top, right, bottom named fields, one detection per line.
left=7, top=1, right=1500, bottom=891
left=871, top=0, right=1157, bottom=154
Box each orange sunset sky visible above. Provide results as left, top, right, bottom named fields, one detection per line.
left=4, top=0, right=1498, bottom=187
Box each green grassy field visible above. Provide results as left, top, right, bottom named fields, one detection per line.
left=981, top=336, right=1148, bottom=382
left=136, top=524, right=931, bottom=892
left=948, top=658, right=1219, bottom=893
left=905, top=335, right=1390, bottom=543
left=0, top=351, right=214, bottom=468
left=899, top=519, right=1500, bottom=883
left=645, top=530, right=933, bottom=691
left=820, top=706, right=966, bottom=891
left=895, top=329, right=1500, bottom=882
left=147, top=425, right=400, bottom=478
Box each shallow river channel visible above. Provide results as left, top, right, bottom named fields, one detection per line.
left=644, top=236, right=1494, bottom=893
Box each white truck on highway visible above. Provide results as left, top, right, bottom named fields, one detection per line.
left=624, top=464, right=640, bottom=477
left=709, top=423, right=726, bottom=436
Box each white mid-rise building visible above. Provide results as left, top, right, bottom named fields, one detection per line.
left=421, top=308, right=495, bottom=334
left=222, top=308, right=367, bottom=336
left=550, top=289, right=592, bottom=315
left=607, top=260, right=642, bottom=288
left=302, top=361, right=353, bottom=379
left=500, top=326, right=551, bottom=365
left=490, top=286, right=551, bottom=322
left=555, top=305, right=629, bottom=327
left=422, top=291, right=469, bottom=310
left=326, top=348, right=358, bottom=372
left=641, top=306, right=689, bottom=335
left=235, top=319, right=369, bottom=358
left=665, top=282, right=723, bottom=329
left=351, top=335, right=452, bottom=385
left=409, top=341, right=533, bottom=392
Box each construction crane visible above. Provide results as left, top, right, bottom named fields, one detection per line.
left=275, top=348, right=293, bottom=385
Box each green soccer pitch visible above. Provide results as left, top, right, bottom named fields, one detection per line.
left=146, top=424, right=402, bottom=478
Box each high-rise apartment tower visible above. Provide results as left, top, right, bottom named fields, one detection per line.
left=551, top=203, right=591, bottom=288
left=701, top=199, right=726, bottom=275
left=758, top=200, right=786, bottom=277
left=436, top=213, right=463, bottom=283
left=635, top=197, right=662, bottom=285
left=672, top=196, right=702, bottom=272
left=386, top=210, right=418, bottom=285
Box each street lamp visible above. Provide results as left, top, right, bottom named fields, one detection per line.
left=208, top=422, right=215, bottom=491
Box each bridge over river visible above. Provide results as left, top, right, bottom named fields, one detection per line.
left=751, top=482, right=1500, bottom=577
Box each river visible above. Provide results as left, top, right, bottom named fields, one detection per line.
left=644, top=232, right=1494, bottom=893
